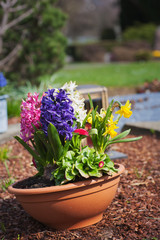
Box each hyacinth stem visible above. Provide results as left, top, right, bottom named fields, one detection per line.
left=43, top=165, right=56, bottom=180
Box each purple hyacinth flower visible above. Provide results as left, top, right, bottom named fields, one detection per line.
left=40, top=88, right=76, bottom=140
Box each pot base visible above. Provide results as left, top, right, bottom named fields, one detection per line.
left=46, top=213, right=103, bottom=230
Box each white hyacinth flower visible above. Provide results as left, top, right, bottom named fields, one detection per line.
left=62, top=81, right=87, bottom=125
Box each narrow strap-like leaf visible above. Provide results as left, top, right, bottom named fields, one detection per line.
left=110, top=129, right=131, bottom=141
left=14, top=136, right=44, bottom=165
left=36, top=131, right=53, bottom=154
left=109, top=136, right=142, bottom=144
left=36, top=131, right=48, bottom=147
left=88, top=93, right=93, bottom=109
left=31, top=123, right=39, bottom=132
left=47, top=123, right=63, bottom=161
left=82, top=108, right=93, bottom=128
left=34, top=132, right=46, bottom=164
left=36, top=131, right=54, bottom=164
left=88, top=94, right=96, bottom=127
left=103, top=129, right=141, bottom=149
left=104, top=100, right=114, bottom=123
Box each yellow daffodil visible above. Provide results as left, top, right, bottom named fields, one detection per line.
left=109, top=115, right=118, bottom=127
left=103, top=115, right=119, bottom=138
left=87, top=116, right=92, bottom=124
left=115, top=100, right=132, bottom=118
left=88, top=109, right=106, bottom=124
left=109, top=128, right=118, bottom=138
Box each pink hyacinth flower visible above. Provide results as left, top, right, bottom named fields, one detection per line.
left=20, top=92, right=42, bottom=142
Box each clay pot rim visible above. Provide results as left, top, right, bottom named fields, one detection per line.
left=8, top=163, right=124, bottom=195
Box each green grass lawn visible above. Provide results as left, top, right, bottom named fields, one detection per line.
left=53, top=61, right=160, bottom=88
left=7, top=61, right=160, bottom=118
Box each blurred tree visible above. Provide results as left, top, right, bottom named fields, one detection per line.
left=0, top=0, right=67, bottom=85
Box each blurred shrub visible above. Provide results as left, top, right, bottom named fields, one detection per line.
left=122, top=23, right=156, bottom=45
left=123, top=40, right=151, bottom=50
left=75, top=44, right=106, bottom=62
left=7, top=99, right=21, bottom=118
left=111, top=46, right=136, bottom=62
left=67, top=41, right=119, bottom=62
left=111, top=39, right=152, bottom=62
left=135, top=50, right=152, bottom=61
left=1, top=0, right=67, bottom=85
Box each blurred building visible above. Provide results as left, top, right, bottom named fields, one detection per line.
left=57, top=0, right=121, bottom=43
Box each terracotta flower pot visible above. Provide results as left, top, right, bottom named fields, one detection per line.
left=8, top=163, right=125, bottom=230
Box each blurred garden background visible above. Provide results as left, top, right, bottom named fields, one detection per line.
left=0, top=0, right=160, bottom=119
left=0, top=2, right=160, bottom=239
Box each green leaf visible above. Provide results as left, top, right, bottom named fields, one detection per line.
left=36, top=131, right=48, bottom=148
left=34, top=132, right=46, bottom=164
left=30, top=139, right=36, bottom=149
left=62, top=158, right=72, bottom=168
left=109, top=136, right=142, bottom=145
left=82, top=108, right=92, bottom=128
left=87, top=159, right=96, bottom=170
left=102, top=166, right=110, bottom=171
left=65, top=150, right=75, bottom=160
left=53, top=168, right=66, bottom=185
left=36, top=131, right=54, bottom=164
left=75, top=162, right=90, bottom=178
left=89, top=128, right=98, bottom=135
left=89, top=169, right=102, bottom=177
left=63, top=140, right=70, bottom=156
left=47, top=123, right=63, bottom=161
left=110, top=129, right=131, bottom=141
left=103, top=99, right=114, bottom=124
left=105, top=160, right=114, bottom=168
left=65, top=168, right=75, bottom=181
left=71, top=165, right=79, bottom=176
left=104, top=129, right=131, bottom=149
left=31, top=123, right=39, bottom=132
left=14, top=136, right=44, bottom=165
left=81, top=156, right=87, bottom=164
left=88, top=93, right=94, bottom=109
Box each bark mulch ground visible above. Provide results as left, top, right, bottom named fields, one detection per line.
left=0, top=134, right=160, bottom=240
